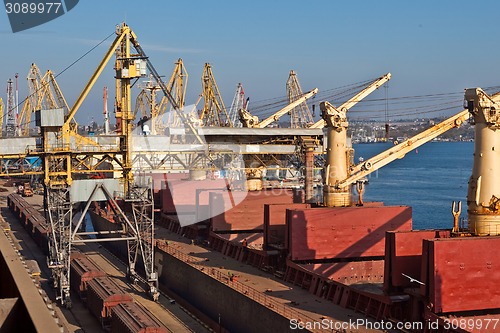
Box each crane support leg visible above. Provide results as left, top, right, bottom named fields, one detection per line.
left=128, top=186, right=159, bottom=300
left=46, top=186, right=72, bottom=308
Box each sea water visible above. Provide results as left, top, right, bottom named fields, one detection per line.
left=352, top=141, right=473, bottom=230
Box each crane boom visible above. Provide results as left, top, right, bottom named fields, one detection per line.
left=464, top=88, right=500, bottom=235
left=310, top=73, right=391, bottom=129
left=335, top=107, right=482, bottom=189
left=65, top=34, right=126, bottom=129
left=240, top=88, right=318, bottom=128
left=63, top=24, right=202, bottom=144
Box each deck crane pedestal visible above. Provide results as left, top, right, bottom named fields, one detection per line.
left=464, top=88, right=500, bottom=236
left=238, top=88, right=318, bottom=191
left=321, top=100, right=352, bottom=207
left=319, top=73, right=391, bottom=207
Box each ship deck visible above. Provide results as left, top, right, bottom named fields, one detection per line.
left=154, top=226, right=399, bottom=332
left=0, top=177, right=406, bottom=333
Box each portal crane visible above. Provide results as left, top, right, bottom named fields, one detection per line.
left=162, top=58, right=188, bottom=128
left=114, top=39, right=203, bottom=143
left=18, top=64, right=79, bottom=137
left=287, top=70, right=315, bottom=128
left=228, top=83, right=246, bottom=128
left=135, top=77, right=161, bottom=134
left=239, top=88, right=318, bottom=128
left=310, top=73, right=391, bottom=129
left=44, top=23, right=181, bottom=307
left=18, top=64, right=44, bottom=136
left=45, top=70, right=75, bottom=129
left=198, top=63, right=231, bottom=127
left=136, top=59, right=190, bottom=132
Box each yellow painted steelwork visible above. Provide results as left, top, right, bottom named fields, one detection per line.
left=198, top=63, right=231, bottom=127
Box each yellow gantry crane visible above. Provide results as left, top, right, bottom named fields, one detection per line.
left=40, top=23, right=197, bottom=307
left=287, top=70, right=315, bottom=128
left=197, top=63, right=231, bottom=127
left=135, top=58, right=189, bottom=133
left=18, top=64, right=44, bottom=136
left=18, top=64, right=78, bottom=137
left=134, top=77, right=162, bottom=133
left=162, top=58, right=189, bottom=128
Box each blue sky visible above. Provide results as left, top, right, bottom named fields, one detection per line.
left=2, top=0, right=500, bottom=125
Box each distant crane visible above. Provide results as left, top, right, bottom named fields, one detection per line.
left=134, top=59, right=189, bottom=132
left=15, top=73, right=20, bottom=136
left=103, top=86, right=110, bottom=134
left=18, top=64, right=44, bottom=136
left=6, top=78, right=16, bottom=137
left=239, top=88, right=318, bottom=128
left=286, top=70, right=314, bottom=128
left=135, top=77, right=161, bottom=134
left=197, top=63, right=231, bottom=127
left=228, top=83, right=246, bottom=128
left=162, top=58, right=188, bottom=128
left=0, top=98, right=3, bottom=137
left=18, top=64, right=73, bottom=136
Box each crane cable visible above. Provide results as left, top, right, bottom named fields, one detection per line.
left=11, top=31, right=116, bottom=128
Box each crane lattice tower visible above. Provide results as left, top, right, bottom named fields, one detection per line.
left=286, top=70, right=314, bottom=128
left=5, top=79, right=16, bottom=137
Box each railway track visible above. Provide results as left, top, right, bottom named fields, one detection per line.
left=4, top=192, right=212, bottom=333
left=1, top=193, right=101, bottom=333
left=80, top=242, right=207, bottom=333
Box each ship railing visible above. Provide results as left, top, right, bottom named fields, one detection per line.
left=157, top=241, right=344, bottom=333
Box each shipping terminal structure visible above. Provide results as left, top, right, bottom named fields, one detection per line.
left=1, top=23, right=500, bottom=333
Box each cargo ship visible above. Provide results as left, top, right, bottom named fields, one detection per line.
left=87, top=88, right=500, bottom=333
left=2, top=23, right=499, bottom=333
